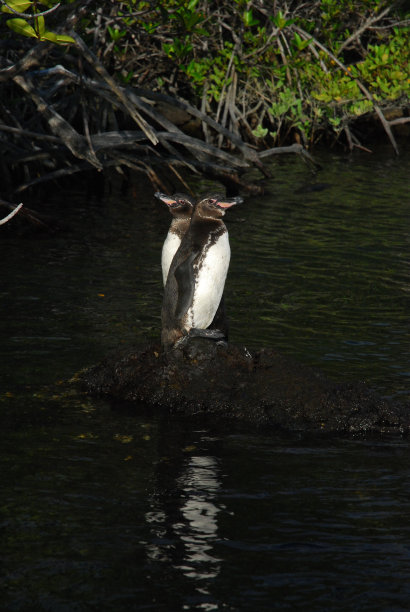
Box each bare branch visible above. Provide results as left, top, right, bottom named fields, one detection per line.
left=389, top=117, right=410, bottom=126
left=0, top=43, right=48, bottom=82
left=13, top=74, right=104, bottom=169
left=0, top=202, right=23, bottom=225
left=0, top=0, right=60, bottom=18
left=0, top=122, right=61, bottom=143
left=259, top=143, right=321, bottom=169
left=69, top=31, right=159, bottom=146
left=337, top=6, right=392, bottom=56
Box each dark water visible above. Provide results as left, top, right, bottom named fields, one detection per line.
left=1, top=147, right=410, bottom=610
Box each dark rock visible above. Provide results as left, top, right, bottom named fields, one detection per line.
left=80, top=338, right=410, bottom=436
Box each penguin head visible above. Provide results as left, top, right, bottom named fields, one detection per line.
left=196, top=194, right=243, bottom=218
left=154, top=192, right=194, bottom=218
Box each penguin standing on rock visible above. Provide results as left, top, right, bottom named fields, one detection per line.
left=154, top=192, right=194, bottom=286
left=161, top=193, right=242, bottom=350
left=156, top=191, right=229, bottom=339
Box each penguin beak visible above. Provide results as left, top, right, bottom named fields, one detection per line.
left=215, top=196, right=243, bottom=209
left=154, top=192, right=177, bottom=207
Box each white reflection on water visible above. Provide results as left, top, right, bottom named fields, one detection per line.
left=177, top=455, right=222, bottom=577
left=145, top=451, right=223, bottom=605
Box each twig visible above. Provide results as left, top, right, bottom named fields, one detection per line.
left=201, top=83, right=211, bottom=144
left=69, top=31, right=159, bottom=146
left=242, top=28, right=279, bottom=61
left=0, top=0, right=60, bottom=18
left=337, top=6, right=392, bottom=56
left=295, top=28, right=328, bottom=73
left=277, top=34, right=292, bottom=86
left=258, top=143, right=321, bottom=169
left=13, top=74, right=104, bottom=169
left=166, top=163, right=195, bottom=196
left=344, top=125, right=354, bottom=151
left=215, top=40, right=239, bottom=143
left=15, top=162, right=100, bottom=193
left=0, top=202, right=23, bottom=225
left=0, top=123, right=61, bottom=143
left=0, top=43, right=48, bottom=82
left=157, top=132, right=250, bottom=168
left=389, top=117, right=410, bottom=126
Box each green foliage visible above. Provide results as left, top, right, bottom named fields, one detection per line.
left=271, top=10, right=295, bottom=29
left=88, top=0, right=409, bottom=144
left=310, top=29, right=409, bottom=126
left=2, top=0, right=75, bottom=44
left=242, top=9, right=259, bottom=28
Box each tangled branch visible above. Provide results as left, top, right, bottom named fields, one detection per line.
left=0, top=0, right=60, bottom=18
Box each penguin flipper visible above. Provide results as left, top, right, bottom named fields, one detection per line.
left=174, top=251, right=198, bottom=320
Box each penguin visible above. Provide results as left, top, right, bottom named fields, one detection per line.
left=156, top=190, right=229, bottom=340
left=154, top=192, right=195, bottom=286
left=161, top=193, right=242, bottom=350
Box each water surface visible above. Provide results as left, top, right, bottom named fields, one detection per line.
left=1, top=146, right=410, bottom=610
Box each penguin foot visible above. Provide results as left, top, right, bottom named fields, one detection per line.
left=189, top=328, right=225, bottom=341
left=216, top=340, right=228, bottom=348
left=174, top=328, right=226, bottom=349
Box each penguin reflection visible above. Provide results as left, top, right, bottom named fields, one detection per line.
left=159, top=193, right=242, bottom=349
left=145, top=451, right=223, bottom=585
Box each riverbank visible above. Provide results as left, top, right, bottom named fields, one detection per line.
left=0, top=1, right=408, bottom=206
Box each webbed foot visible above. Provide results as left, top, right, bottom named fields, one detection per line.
left=174, top=328, right=226, bottom=349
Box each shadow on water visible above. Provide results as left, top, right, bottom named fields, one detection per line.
left=1, top=146, right=410, bottom=610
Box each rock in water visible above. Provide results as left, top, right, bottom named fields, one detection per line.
left=79, top=338, right=410, bottom=436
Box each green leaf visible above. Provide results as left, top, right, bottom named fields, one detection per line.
left=271, top=11, right=294, bottom=29
left=6, top=18, right=37, bottom=38
left=42, top=30, right=58, bottom=42
left=252, top=125, right=268, bottom=138
left=243, top=10, right=259, bottom=27
left=36, top=15, right=46, bottom=36
left=1, top=0, right=32, bottom=13
left=54, top=33, right=75, bottom=45
left=293, top=32, right=311, bottom=51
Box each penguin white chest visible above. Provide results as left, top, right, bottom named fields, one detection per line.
left=189, top=232, right=230, bottom=329
left=161, top=231, right=181, bottom=286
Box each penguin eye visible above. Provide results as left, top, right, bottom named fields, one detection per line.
left=209, top=198, right=217, bottom=205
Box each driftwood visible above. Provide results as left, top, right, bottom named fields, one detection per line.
left=0, top=27, right=320, bottom=201
left=0, top=201, right=23, bottom=225
left=0, top=0, right=405, bottom=203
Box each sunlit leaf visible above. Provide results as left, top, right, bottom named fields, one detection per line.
left=52, top=33, right=75, bottom=44
left=1, top=0, right=32, bottom=14
left=41, top=30, right=59, bottom=42
left=41, top=31, right=74, bottom=44
left=6, top=18, right=37, bottom=38
left=36, top=14, right=46, bottom=35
